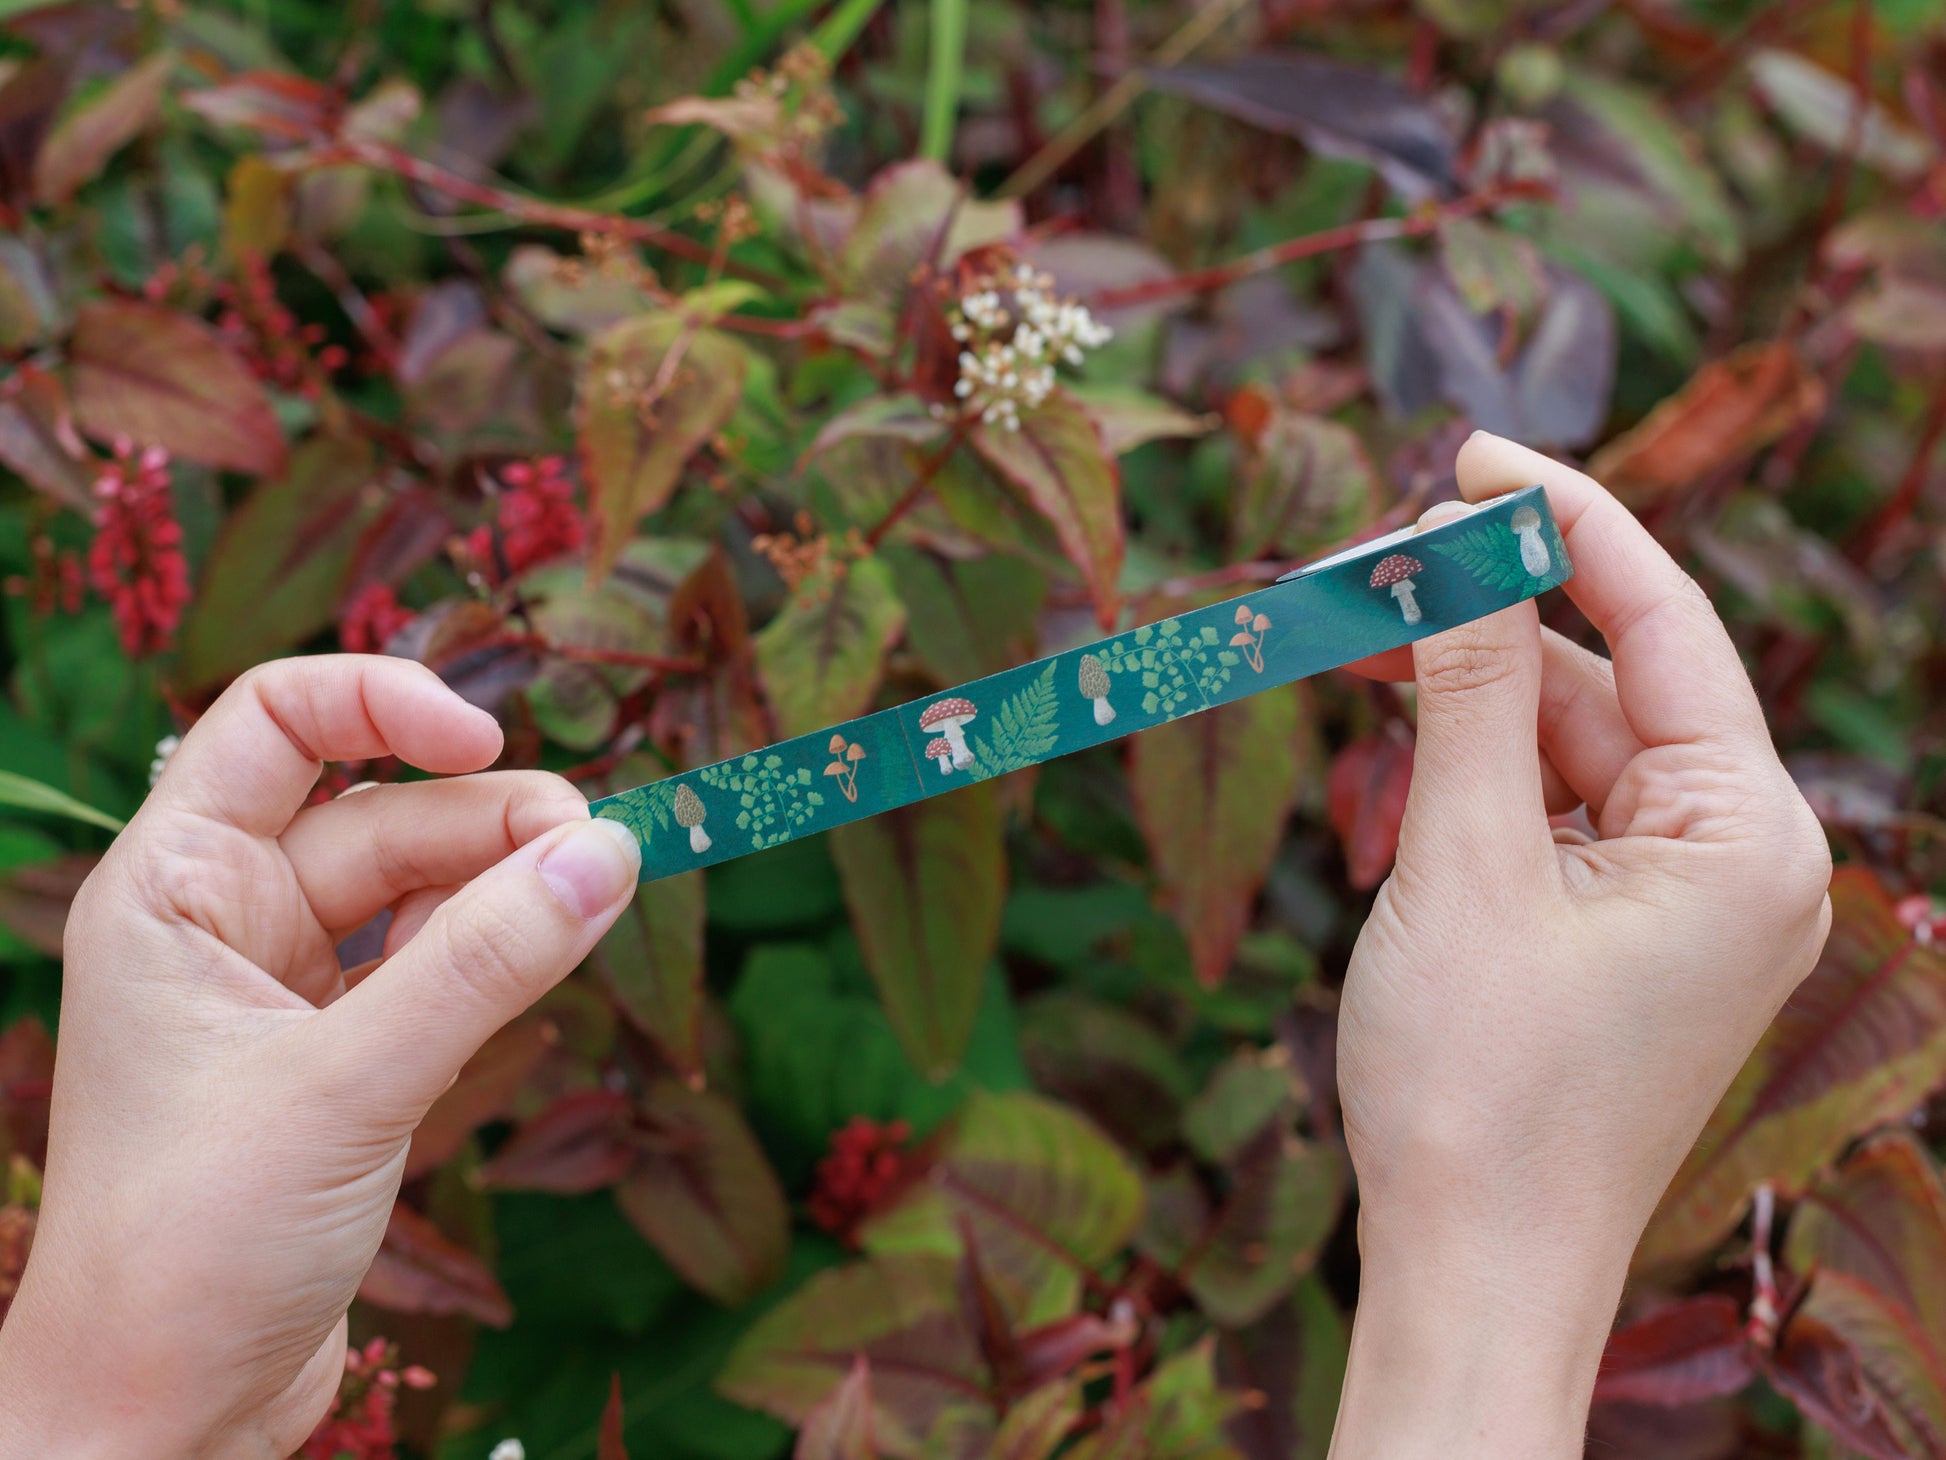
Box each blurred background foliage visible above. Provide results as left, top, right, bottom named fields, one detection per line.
left=2, top=0, right=1946, bottom=1456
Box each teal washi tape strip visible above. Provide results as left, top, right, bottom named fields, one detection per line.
left=594, top=485, right=1571, bottom=882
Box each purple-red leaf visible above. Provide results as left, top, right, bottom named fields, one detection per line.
left=1594, top=1296, right=1756, bottom=1407
left=796, top=1356, right=877, bottom=1460
left=1638, top=868, right=1946, bottom=1271
left=1325, top=725, right=1414, bottom=892
left=1147, top=52, right=1458, bottom=201
left=182, top=70, right=340, bottom=143
left=0, top=1019, right=54, bottom=1170
left=33, top=50, right=172, bottom=205
left=69, top=300, right=287, bottom=477
left=358, top=1202, right=513, bottom=1328
left=1767, top=1286, right=1919, bottom=1460
left=614, top=1080, right=791, bottom=1306
left=0, top=365, right=96, bottom=513
left=476, top=1091, right=638, bottom=1195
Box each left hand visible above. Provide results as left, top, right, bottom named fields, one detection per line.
left=0, top=656, right=640, bottom=1460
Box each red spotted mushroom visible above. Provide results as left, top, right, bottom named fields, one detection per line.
left=925, top=737, right=955, bottom=775
left=919, top=697, right=977, bottom=769
left=1370, top=553, right=1424, bottom=625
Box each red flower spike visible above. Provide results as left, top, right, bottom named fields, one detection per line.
left=807, top=1117, right=922, bottom=1244
left=86, top=441, right=189, bottom=659
left=340, top=583, right=415, bottom=655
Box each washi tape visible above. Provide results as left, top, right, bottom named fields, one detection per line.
left=594, top=485, right=1571, bottom=882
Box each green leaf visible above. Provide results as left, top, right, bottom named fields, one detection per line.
left=615, top=1080, right=792, bottom=1307
left=972, top=391, right=1124, bottom=626
left=0, top=770, right=125, bottom=833
left=581, top=311, right=747, bottom=578
left=1140, top=1135, right=1346, bottom=1329
left=1182, top=1052, right=1300, bottom=1166
left=807, top=394, right=948, bottom=460
left=727, top=946, right=1027, bottom=1182
left=1068, top=385, right=1211, bottom=457
left=967, top=661, right=1059, bottom=780
left=718, top=1252, right=986, bottom=1455
left=830, top=778, right=1004, bottom=1081
left=176, top=435, right=387, bottom=689
left=1065, top=1339, right=1250, bottom=1460
left=861, top=1090, right=1144, bottom=1325
left=881, top=547, right=1043, bottom=688
left=589, top=855, right=707, bottom=1081
left=1230, top=411, right=1379, bottom=562
left=1749, top=49, right=1935, bottom=181
left=1129, top=685, right=1309, bottom=987
left=754, top=556, right=907, bottom=740
left=69, top=299, right=286, bottom=476
left=1018, top=992, right=1193, bottom=1155
left=1638, top=869, right=1946, bottom=1270
left=837, top=160, right=1019, bottom=310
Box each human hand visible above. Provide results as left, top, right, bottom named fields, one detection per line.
left=0, top=656, right=640, bottom=1460
left=1327, top=434, right=1833, bottom=1458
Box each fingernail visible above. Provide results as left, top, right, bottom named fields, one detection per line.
left=539, top=817, right=640, bottom=917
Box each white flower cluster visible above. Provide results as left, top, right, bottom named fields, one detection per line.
left=149, top=734, right=180, bottom=787
left=488, top=1442, right=526, bottom=1460
left=941, top=264, right=1112, bottom=431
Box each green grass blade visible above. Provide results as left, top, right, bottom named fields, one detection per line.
left=920, top=0, right=969, bottom=164
left=0, top=771, right=126, bottom=833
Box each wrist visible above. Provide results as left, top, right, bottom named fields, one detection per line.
left=0, top=1247, right=205, bottom=1460
left=1329, top=1217, right=1628, bottom=1460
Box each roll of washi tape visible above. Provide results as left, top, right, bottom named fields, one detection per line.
left=594, top=484, right=1570, bottom=882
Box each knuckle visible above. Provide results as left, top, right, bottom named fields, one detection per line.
left=1417, top=637, right=1520, bottom=698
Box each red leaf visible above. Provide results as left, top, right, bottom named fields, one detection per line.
left=358, top=1203, right=513, bottom=1328
left=0, top=365, right=93, bottom=512
left=1640, top=868, right=1946, bottom=1270
left=476, top=1091, right=638, bottom=1195
left=403, top=1016, right=553, bottom=1178
left=1015, top=1311, right=1139, bottom=1392
left=1326, top=725, right=1414, bottom=891
left=1586, top=341, right=1826, bottom=506
left=69, top=300, right=286, bottom=476
left=0, top=851, right=94, bottom=960
left=1594, top=1295, right=1756, bottom=1406
left=796, top=1356, right=877, bottom=1460
left=33, top=50, right=172, bottom=205
left=598, top=1373, right=629, bottom=1460
left=0, top=1019, right=55, bottom=1170
left=181, top=70, right=340, bottom=143
left=1766, top=1296, right=1914, bottom=1460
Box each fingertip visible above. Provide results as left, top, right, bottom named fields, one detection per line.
left=1454, top=429, right=1530, bottom=502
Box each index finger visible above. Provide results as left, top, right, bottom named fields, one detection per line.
left=1454, top=432, right=1769, bottom=750
left=152, top=655, right=505, bottom=837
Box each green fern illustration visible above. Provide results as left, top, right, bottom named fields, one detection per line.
left=969, top=662, right=1060, bottom=779
left=697, top=753, right=826, bottom=850
left=597, top=782, right=674, bottom=845
left=1428, top=528, right=1528, bottom=592
left=1100, top=619, right=1227, bottom=719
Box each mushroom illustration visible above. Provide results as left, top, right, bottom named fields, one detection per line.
left=673, top=783, right=710, bottom=854
left=1078, top=654, right=1115, bottom=725
left=1370, top=554, right=1424, bottom=625
left=1510, top=504, right=1550, bottom=576
left=925, top=737, right=955, bottom=775
left=919, top=697, right=977, bottom=768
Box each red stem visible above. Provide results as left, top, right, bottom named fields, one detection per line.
left=1086, top=181, right=1550, bottom=310
left=862, top=430, right=966, bottom=548
left=305, top=139, right=790, bottom=292
left=1851, top=370, right=1946, bottom=564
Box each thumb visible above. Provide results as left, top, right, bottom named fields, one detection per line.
left=322, top=814, right=640, bottom=1112
left=1396, top=505, right=1552, bottom=871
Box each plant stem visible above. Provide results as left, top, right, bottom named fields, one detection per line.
left=810, top=0, right=888, bottom=62
left=921, top=0, right=969, bottom=164
left=1850, top=370, right=1946, bottom=565
left=1086, top=180, right=1548, bottom=310
left=862, top=430, right=965, bottom=548
left=999, top=0, right=1250, bottom=199
left=304, top=139, right=789, bottom=291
